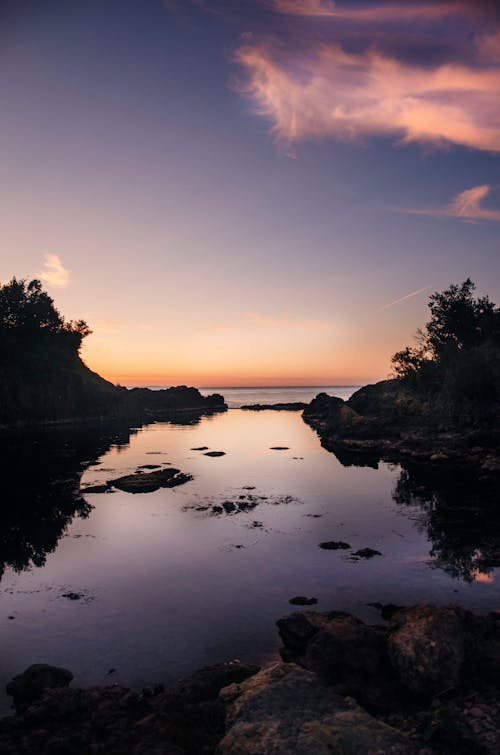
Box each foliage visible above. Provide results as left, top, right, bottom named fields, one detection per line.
left=0, top=278, right=91, bottom=356
left=391, top=279, right=500, bottom=424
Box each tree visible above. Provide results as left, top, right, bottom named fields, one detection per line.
left=392, top=279, right=500, bottom=381
left=391, top=280, right=500, bottom=423
left=0, top=278, right=92, bottom=354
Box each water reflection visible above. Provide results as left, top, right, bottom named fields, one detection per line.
left=0, top=411, right=214, bottom=579
left=0, top=425, right=130, bottom=577
left=392, top=463, right=500, bottom=583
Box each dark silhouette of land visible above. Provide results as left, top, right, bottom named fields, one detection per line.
left=0, top=278, right=225, bottom=426
left=304, top=280, right=500, bottom=475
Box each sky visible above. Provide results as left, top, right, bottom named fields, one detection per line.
left=0, top=0, right=499, bottom=387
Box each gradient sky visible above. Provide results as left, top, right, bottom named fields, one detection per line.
left=1, top=0, right=499, bottom=386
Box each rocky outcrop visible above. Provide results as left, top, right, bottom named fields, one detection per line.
left=126, top=386, right=226, bottom=419
left=302, top=381, right=500, bottom=473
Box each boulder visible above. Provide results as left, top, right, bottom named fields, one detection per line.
left=6, top=664, right=73, bottom=710
left=218, top=662, right=417, bottom=754
left=387, top=605, right=473, bottom=697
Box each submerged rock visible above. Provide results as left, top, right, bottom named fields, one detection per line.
left=289, top=596, right=318, bottom=606
left=351, top=547, right=382, bottom=559
left=319, top=541, right=351, bottom=550
left=203, top=451, right=226, bottom=457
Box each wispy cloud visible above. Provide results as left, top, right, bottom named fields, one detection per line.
left=381, top=286, right=429, bottom=311
left=233, top=40, right=500, bottom=154
left=272, top=1, right=475, bottom=22
left=400, top=185, right=500, bottom=222
left=38, top=254, right=69, bottom=288
left=247, top=311, right=333, bottom=330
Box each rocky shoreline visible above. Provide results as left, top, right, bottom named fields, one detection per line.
left=1, top=604, right=499, bottom=754
left=302, top=383, right=500, bottom=476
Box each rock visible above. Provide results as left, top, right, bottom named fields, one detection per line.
left=319, top=541, right=351, bottom=550
left=223, top=501, right=236, bottom=513
left=0, top=662, right=260, bottom=754
left=80, top=483, right=109, bottom=494
left=277, top=611, right=408, bottom=713
left=368, top=603, right=405, bottom=621
left=137, top=463, right=161, bottom=469
left=204, top=451, right=226, bottom=457
left=61, top=591, right=83, bottom=601
left=276, top=610, right=339, bottom=653
left=191, top=446, right=209, bottom=451
left=218, top=662, right=417, bottom=754
left=352, top=548, right=382, bottom=558
left=387, top=605, right=473, bottom=697
left=159, top=661, right=260, bottom=706
left=110, top=467, right=192, bottom=493
left=269, top=446, right=289, bottom=450
left=6, top=664, right=73, bottom=710
left=289, top=596, right=318, bottom=606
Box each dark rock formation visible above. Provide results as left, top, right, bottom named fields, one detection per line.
left=319, top=541, right=351, bottom=550
left=277, top=605, right=500, bottom=708
left=351, top=547, right=382, bottom=559
left=302, top=382, right=500, bottom=474
left=109, top=467, right=193, bottom=493
left=6, top=664, right=73, bottom=712
left=1, top=662, right=259, bottom=755
left=289, top=596, right=318, bottom=606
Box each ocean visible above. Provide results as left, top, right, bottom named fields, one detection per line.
left=202, top=385, right=360, bottom=408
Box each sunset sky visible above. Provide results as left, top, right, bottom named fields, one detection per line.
left=1, top=0, right=499, bottom=386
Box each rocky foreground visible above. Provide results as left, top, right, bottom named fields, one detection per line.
left=1, top=605, right=499, bottom=754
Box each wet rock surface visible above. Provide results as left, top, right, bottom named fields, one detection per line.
left=109, top=467, right=193, bottom=493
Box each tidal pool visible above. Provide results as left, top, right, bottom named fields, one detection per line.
left=1, top=409, right=499, bottom=713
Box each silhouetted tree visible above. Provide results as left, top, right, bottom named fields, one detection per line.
left=391, top=280, right=500, bottom=424
left=0, top=277, right=91, bottom=356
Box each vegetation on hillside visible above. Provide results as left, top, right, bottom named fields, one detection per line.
left=0, top=278, right=121, bottom=423
left=391, top=279, right=500, bottom=425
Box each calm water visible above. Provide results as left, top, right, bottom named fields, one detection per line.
left=1, top=404, right=499, bottom=714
